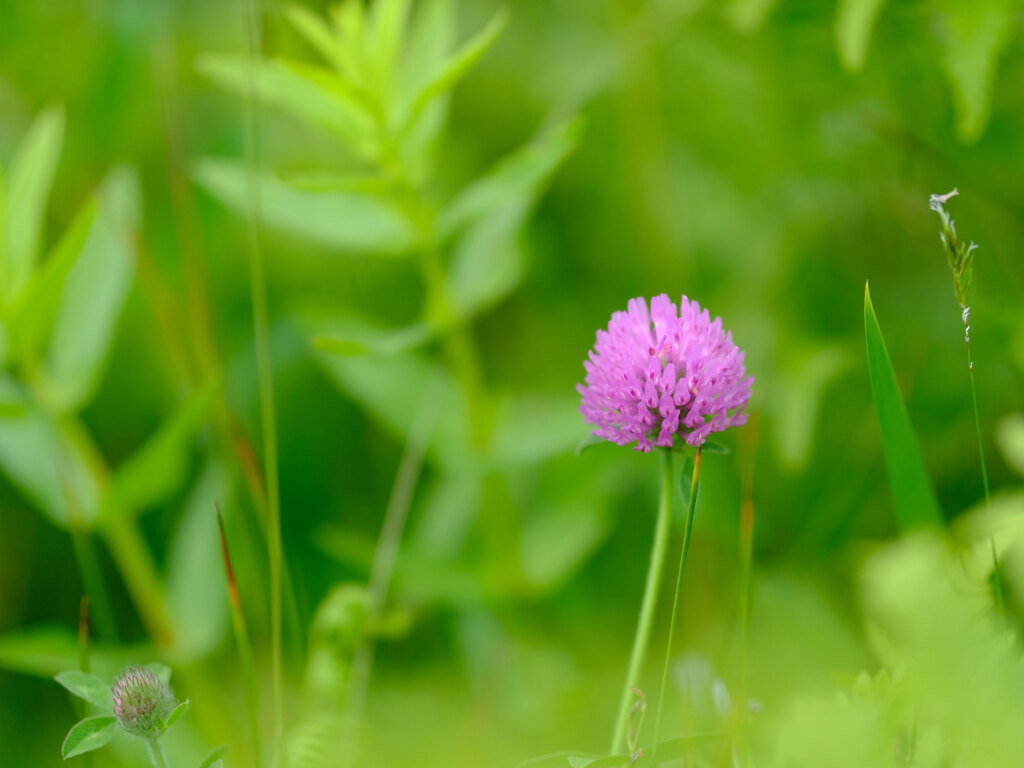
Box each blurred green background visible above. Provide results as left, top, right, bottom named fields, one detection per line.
left=1, top=1, right=1023, bottom=766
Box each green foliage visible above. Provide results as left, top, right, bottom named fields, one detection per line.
left=1, top=106, right=64, bottom=303
left=191, top=159, right=416, bottom=254
left=936, top=0, right=1015, bottom=143
left=55, top=670, right=112, bottom=710
left=163, top=699, right=189, bottom=729
left=4, top=0, right=1024, bottom=766
left=773, top=528, right=1024, bottom=767
left=198, top=746, right=229, bottom=768
left=996, top=413, right=1024, bottom=476
left=100, top=383, right=218, bottom=524
left=864, top=283, right=943, bottom=530
left=165, top=463, right=232, bottom=659
left=835, top=0, right=886, bottom=71
left=43, top=167, right=139, bottom=411
left=61, top=715, right=118, bottom=759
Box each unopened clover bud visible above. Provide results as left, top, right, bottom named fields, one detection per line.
left=111, top=667, right=176, bottom=738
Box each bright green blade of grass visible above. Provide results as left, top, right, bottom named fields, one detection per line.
left=864, top=282, right=942, bottom=530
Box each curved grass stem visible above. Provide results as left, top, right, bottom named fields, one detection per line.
left=652, top=449, right=701, bottom=764
left=610, top=448, right=674, bottom=755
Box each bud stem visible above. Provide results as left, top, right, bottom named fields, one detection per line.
left=146, top=738, right=169, bottom=768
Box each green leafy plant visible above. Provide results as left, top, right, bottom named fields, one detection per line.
left=56, top=664, right=188, bottom=765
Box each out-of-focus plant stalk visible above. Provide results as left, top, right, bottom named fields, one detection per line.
left=611, top=449, right=674, bottom=755
left=217, top=505, right=261, bottom=766
left=77, top=596, right=90, bottom=675
left=55, top=413, right=174, bottom=648
left=734, top=413, right=759, bottom=765
left=652, top=449, right=701, bottom=764
left=240, top=0, right=286, bottom=762
left=344, top=374, right=439, bottom=762
left=930, top=189, right=1000, bottom=611
left=930, top=189, right=990, bottom=506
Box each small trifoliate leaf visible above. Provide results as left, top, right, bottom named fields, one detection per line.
left=61, top=715, right=117, bottom=759
left=55, top=670, right=112, bottom=710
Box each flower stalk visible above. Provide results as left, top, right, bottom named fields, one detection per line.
left=652, top=448, right=702, bottom=764
left=610, top=448, right=674, bottom=755
left=930, top=188, right=990, bottom=506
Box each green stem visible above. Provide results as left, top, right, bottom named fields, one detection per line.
left=146, top=738, right=169, bottom=768
left=610, top=448, right=674, bottom=756
left=966, top=337, right=990, bottom=505
left=966, top=328, right=1002, bottom=617
left=55, top=413, right=175, bottom=648
left=68, top=526, right=119, bottom=644
left=344, top=375, right=439, bottom=761
left=652, top=449, right=701, bottom=764
left=241, top=0, right=285, bottom=761
left=217, top=507, right=262, bottom=766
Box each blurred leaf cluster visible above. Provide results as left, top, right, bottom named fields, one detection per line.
left=0, top=0, right=1023, bottom=766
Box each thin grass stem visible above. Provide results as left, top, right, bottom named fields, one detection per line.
left=652, top=449, right=701, bottom=765
left=67, top=522, right=118, bottom=644
left=77, top=596, right=91, bottom=674
left=966, top=338, right=990, bottom=506
left=239, top=0, right=285, bottom=761
left=610, top=448, right=674, bottom=755
left=217, top=505, right=262, bottom=766
left=343, top=374, right=440, bottom=761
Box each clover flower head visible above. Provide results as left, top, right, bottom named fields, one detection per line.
left=111, top=666, right=176, bottom=737
left=578, top=294, right=753, bottom=452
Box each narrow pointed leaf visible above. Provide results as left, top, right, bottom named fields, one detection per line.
left=55, top=670, right=112, bottom=710
left=166, top=464, right=231, bottom=659
left=864, top=283, right=942, bottom=529
left=164, top=699, right=189, bottom=729
left=368, top=0, right=410, bottom=95
left=313, top=321, right=435, bottom=357
left=403, top=9, right=507, bottom=130
left=7, top=199, right=97, bottom=362
left=284, top=4, right=347, bottom=72
left=61, top=715, right=117, bottom=759
left=197, top=55, right=374, bottom=154
left=440, top=118, right=580, bottom=238
left=445, top=119, right=580, bottom=317
left=3, top=106, right=65, bottom=302
left=937, top=0, right=1014, bottom=143
left=836, top=0, right=886, bottom=71
left=45, top=166, right=140, bottom=412
left=193, top=158, right=417, bottom=255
